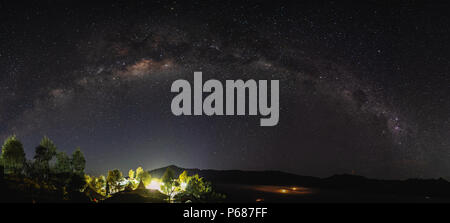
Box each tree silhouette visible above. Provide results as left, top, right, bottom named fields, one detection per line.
left=1, top=135, right=26, bottom=175
left=71, top=147, right=86, bottom=175
left=34, top=136, right=57, bottom=180
left=54, top=152, right=71, bottom=174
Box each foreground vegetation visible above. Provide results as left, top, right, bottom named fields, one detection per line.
left=0, top=135, right=224, bottom=203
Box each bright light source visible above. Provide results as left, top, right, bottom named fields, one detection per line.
left=180, top=182, right=187, bottom=190
left=146, top=179, right=162, bottom=191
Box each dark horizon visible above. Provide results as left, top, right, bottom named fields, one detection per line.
left=1, top=1, right=449, bottom=180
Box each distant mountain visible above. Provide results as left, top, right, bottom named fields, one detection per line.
left=148, top=165, right=320, bottom=186
left=149, top=165, right=450, bottom=198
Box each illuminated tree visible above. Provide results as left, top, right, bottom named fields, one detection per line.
left=161, top=167, right=180, bottom=202
left=184, top=174, right=209, bottom=198
left=85, top=174, right=93, bottom=184
left=135, top=166, right=144, bottom=181
left=135, top=166, right=151, bottom=186
left=179, top=170, right=189, bottom=184
left=180, top=174, right=226, bottom=202
left=140, top=171, right=151, bottom=187
left=106, top=169, right=124, bottom=193
left=86, top=174, right=107, bottom=196
left=71, top=147, right=86, bottom=175
left=127, top=168, right=138, bottom=189
left=1, top=135, right=26, bottom=175
left=96, top=175, right=107, bottom=195
left=128, top=169, right=135, bottom=180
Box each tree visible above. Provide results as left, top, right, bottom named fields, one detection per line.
left=1, top=135, right=26, bottom=175
left=34, top=136, right=58, bottom=179
left=179, top=170, right=189, bottom=184
left=35, top=136, right=58, bottom=164
left=71, top=147, right=86, bottom=175
left=184, top=174, right=209, bottom=198
left=135, top=166, right=151, bottom=186
left=95, top=175, right=107, bottom=196
left=34, top=145, right=50, bottom=179
left=135, top=166, right=144, bottom=181
left=52, top=152, right=73, bottom=191
left=140, top=171, right=151, bottom=187
left=127, top=168, right=138, bottom=189
left=106, top=169, right=123, bottom=193
left=182, top=174, right=225, bottom=202
left=85, top=174, right=93, bottom=185
left=128, top=169, right=135, bottom=180
left=161, top=167, right=180, bottom=202
left=39, top=136, right=57, bottom=158
left=85, top=174, right=106, bottom=196
left=54, top=151, right=72, bottom=174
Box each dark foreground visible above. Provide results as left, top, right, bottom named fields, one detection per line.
left=2, top=165, right=450, bottom=203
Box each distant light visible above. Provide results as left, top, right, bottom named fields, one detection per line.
left=279, top=189, right=288, bottom=193
left=291, top=187, right=297, bottom=191
left=256, top=198, right=264, bottom=202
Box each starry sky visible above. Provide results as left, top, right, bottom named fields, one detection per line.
left=0, top=1, right=449, bottom=179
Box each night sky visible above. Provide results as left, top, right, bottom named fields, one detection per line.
left=0, top=1, right=449, bottom=179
